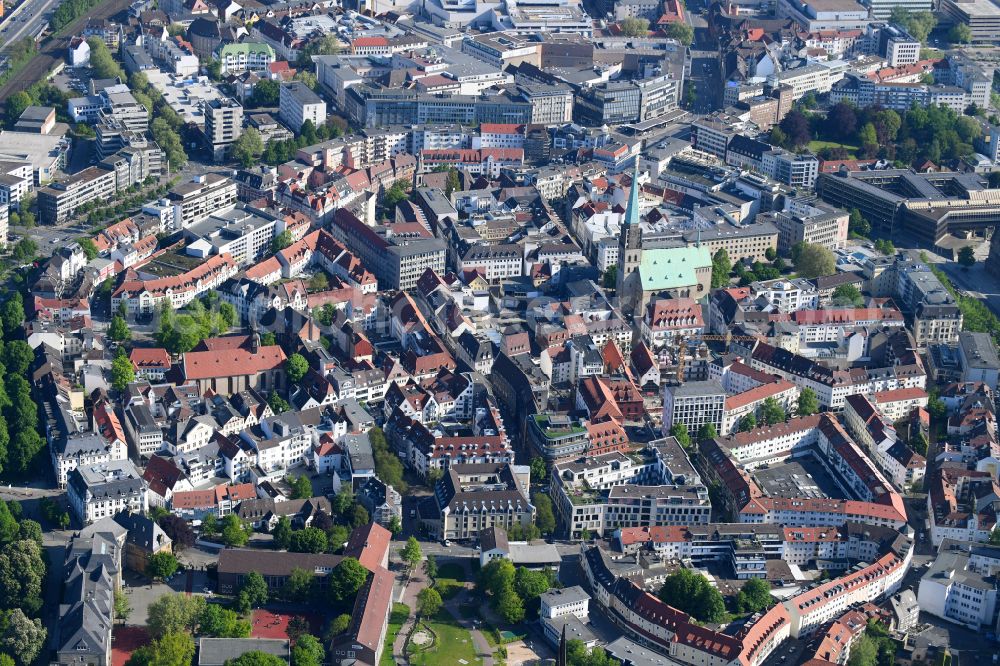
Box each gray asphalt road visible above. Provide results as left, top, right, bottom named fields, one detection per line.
left=0, top=0, right=59, bottom=49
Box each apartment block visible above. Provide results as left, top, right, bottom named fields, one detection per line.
left=279, top=82, right=327, bottom=133
left=204, top=97, right=244, bottom=162
left=167, top=173, right=238, bottom=230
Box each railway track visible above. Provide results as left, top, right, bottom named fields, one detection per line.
left=0, top=0, right=130, bottom=103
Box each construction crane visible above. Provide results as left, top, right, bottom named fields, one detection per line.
left=674, top=333, right=762, bottom=383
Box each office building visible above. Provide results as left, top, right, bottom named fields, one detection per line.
left=461, top=32, right=540, bottom=69
left=428, top=463, right=534, bottom=541
left=662, top=380, right=726, bottom=434
left=940, top=0, right=1000, bottom=43
left=331, top=208, right=446, bottom=290
left=67, top=460, right=148, bottom=525
left=770, top=197, right=848, bottom=254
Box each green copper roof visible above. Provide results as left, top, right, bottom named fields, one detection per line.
left=219, top=42, right=276, bottom=58
left=623, top=161, right=641, bottom=228
left=639, top=246, right=712, bottom=291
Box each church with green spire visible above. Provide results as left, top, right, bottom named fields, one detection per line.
left=615, top=163, right=713, bottom=318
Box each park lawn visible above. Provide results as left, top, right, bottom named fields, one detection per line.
left=807, top=139, right=858, bottom=156
left=408, top=610, right=482, bottom=666
left=437, top=562, right=467, bottom=581
left=434, top=577, right=465, bottom=600
left=379, top=603, right=410, bottom=666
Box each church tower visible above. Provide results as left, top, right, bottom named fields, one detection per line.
left=617, top=161, right=643, bottom=317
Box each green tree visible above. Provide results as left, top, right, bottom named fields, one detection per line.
left=115, top=589, right=132, bottom=623
left=0, top=502, right=17, bottom=544
left=847, top=634, right=878, bottom=666
left=0, top=609, right=46, bottom=665
left=281, top=567, right=315, bottom=603
left=958, top=246, right=976, bottom=268
left=147, top=551, right=179, bottom=580
left=261, top=332, right=277, bottom=346
left=329, top=557, right=368, bottom=603
left=989, top=528, right=1000, bottom=545
left=947, top=22, right=971, bottom=44
left=285, top=353, right=309, bottom=383
left=619, top=17, right=650, bottom=36
left=832, top=284, right=864, bottom=307
left=792, top=242, right=836, bottom=278
left=848, top=208, right=870, bottom=237
left=873, top=239, right=896, bottom=256
left=761, top=397, right=786, bottom=425
left=735, top=578, right=773, bottom=613
left=78, top=237, right=99, bottom=260
left=87, top=37, right=125, bottom=81
left=912, top=431, right=929, bottom=456
left=289, top=527, right=328, bottom=554
left=18, top=518, right=42, bottom=546
left=219, top=302, right=237, bottom=330
left=534, top=493, right=556, bottom=535
left=268, top=393, right=290, bottom=414
left=201, top=513, right=219, bottom=537
left=0, top=539, right=45, bottom=613
left=3, top=341, right=33, bottom=376
left=233, top=127, right=264, bottom=168
left=5, top=92, right=32, bottom=128
left=146, top=593, right=205, bottom=638
left=349, top=503, right=369, bottom=528
left=227, top=651, right=286, bottom=666
left=478, top=558, right=516, bottom=596
left=221, top=513, right=250, bottom=547
left=400, top=536, right=422, bottom=571
left=446, top=168, right=460, bottom=198
left=289, top=473, right=313, bottom=499
left=238, top=571, right=269, bottom=612
left=424, top=553, right=438, bottom=580
left=291, top=635, right=325, bottom=666
left=664, top=21, right=694, bottom=45
left=2, top=293, right=25, bottom=336
left=797, top=387, right=819, bottom=417
left=329, top=614, right=351, bottom=635
left=697, top=423, right=717, bottom=442
left=297, top=34, right=343, bottom=68
left=711, top=248, right=732, bottom=288
left=382, top=180, right=409, bottom=210
left=602, top=264, right=618, bottom=290
left=112, top=354, right=137, bottom=391
left=670, top=423, right=691, bottom=449
left=496, top=585, right=525, bottom=623
left=890, top=7, right=937, bottom=44
left=530, top=456, right=547, bottom=483
left=514, top=567, right=550, bottom=602
left=251, top=79, right=280, bottom=107
left=658, top=568, right=726, bottom=623
left=271, top=230, right=293, bottom=254
left=308, top=272, right=329, bottom=292
left=199, top=604, right=251, bottom=637
left=109, top=315, right=131, bottom=342
left=417, top=587, right=443, bottom=617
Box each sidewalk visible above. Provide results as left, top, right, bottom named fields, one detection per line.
left=390, top=572, right=426, bottom=666
left=444, top=588, right=494, bottom=666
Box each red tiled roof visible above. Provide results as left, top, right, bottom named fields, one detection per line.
left=183, top=345, right=286, bottom=380
left=130, top=347, right=171, bottom=371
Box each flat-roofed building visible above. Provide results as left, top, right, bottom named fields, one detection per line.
left=279, top=81, right=326, bottom=133
left=462, top=32, right=540, bottom=69
left=167, top=173, right=238, bottom=230
left=941, top=0, right=1000, bottom=43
